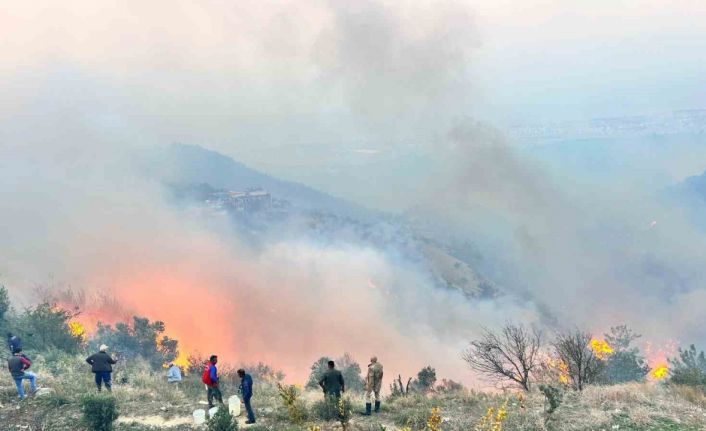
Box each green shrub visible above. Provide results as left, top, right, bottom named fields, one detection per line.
left=600, top=325, right=650, bottom=384
left=80, top=393, right=119, bottom=431
left=336, top=396, right=353, bottom=430
left=412, top=366, right=437, bottom=393
left=312, top=395, right=340, bottom=421
left=208, top=406, right=238, bottom=431
left=38, top=392, right=72, bottom=407
left=0, top=284, right=10, bottom=321
left=392, top=407, right=430, bottom=430
left=311, top=395, right=353, bottom=423
left=244, top=426, right=276, bottom=431
left=20, top=302, right=84, bottom=353
left=669, top=345, right=706, bottom=387
left=539, top=384, right=563, bottom=413
left=436, top=378, right=464, bottom=393
left=276, top=383, right=308, bottom=425
left=90, top=316, right=178, bottom=368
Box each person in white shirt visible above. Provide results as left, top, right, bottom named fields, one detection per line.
left=167, top=363, right=182, bottom=385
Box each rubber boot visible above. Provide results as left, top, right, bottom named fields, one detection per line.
left=363, top=402, right=372, bottom=416
left=374, top=400, right=381, bottom=413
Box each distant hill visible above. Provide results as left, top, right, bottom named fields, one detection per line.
left=140, top=143, right=495, bottom=299
left=678, top=169, right=706, bottom=203
left=144, top=143, right=377, bottom=220
left=663, top=168, right=706, bottom=230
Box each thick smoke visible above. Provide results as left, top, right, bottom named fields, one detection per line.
left=420, top=121, right=706, bottom=348
left=1, top=130, right=538, bottom=382
left=2, top=0, right=705, bottom=388
left=0, top=0, right=497, bottom=384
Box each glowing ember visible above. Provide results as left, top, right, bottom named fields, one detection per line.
left=651, top=364, right=669, bottom=381
left=589, top=339, right=614, bottom=360
left=68, top=321, right=86, bottom=340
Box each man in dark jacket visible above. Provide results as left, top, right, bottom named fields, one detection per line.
left=205, top=355, right=224, bottom=408
left=7, top=332, right=22, bottom=353
left=86, top=344, right=117, bottom=391
left=8, top=348, right=37, bottom=399
left=318, top=360, right=345, bottom=398
left=237, top=369, right=256, bottom=424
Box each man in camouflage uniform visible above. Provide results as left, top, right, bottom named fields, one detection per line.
left=363, top=356, right=383, bottom=415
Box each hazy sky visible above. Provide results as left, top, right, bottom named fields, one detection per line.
left=2, top=0, right=706, bottom=232
left=3, top=1, right=704, bottom=153
left=474, top=0, right=706, bottom=123
left=2, top=0, right=705, bottom=212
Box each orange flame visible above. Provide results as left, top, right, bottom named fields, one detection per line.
left=650, top=364, right=669, bottom=381
left=68, top=321, right=86, bottom=340
left=543, top=356, right=570, bottom=385
left=589, top=339, right=614, bottom=360
left=644, top=340, right=677, bottom=383
left=156, top=337, right=191, bottom=370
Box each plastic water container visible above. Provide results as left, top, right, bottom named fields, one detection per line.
left=192, top=409, right=206, bottom=425
left=208, top=406, right=219, bottom=418
left=228, top=395, right=241, bottom=416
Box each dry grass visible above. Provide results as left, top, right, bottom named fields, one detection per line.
left=581, top=382, right=656, bottom=406
left=2, top=356, right=706, bottom=431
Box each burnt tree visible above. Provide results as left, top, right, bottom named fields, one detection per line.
left=463, top=323, right=542, bottom=391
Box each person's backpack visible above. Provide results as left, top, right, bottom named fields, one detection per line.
left=202, top=363, right=213, bottom=385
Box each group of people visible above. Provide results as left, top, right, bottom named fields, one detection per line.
left=201, top=355, right=256, bottom=424
left=6, top=334, right=385, bottom=423
left=317, top=356, right=384, bottom=415
left=5, top=334, right=118, bottom=399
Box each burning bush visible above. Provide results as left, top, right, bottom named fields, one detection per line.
left=19, top=302, right=84, bottom=353
left=553, top=329, right=604, bottom=391
left=598, top=325, right=650, bottom=384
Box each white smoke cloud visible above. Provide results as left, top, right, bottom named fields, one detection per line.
left=418, top=121, right=706, bottom=348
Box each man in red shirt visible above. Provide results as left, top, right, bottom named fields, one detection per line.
left=7, top=348, right=37, bottom=399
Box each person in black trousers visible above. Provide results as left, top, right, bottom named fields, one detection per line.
left=238, top=369, right=256, bottom=424
left=86, top=344, right=117, bottom=391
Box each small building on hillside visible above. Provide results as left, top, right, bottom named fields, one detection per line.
left=212, top=189, right=272, bottom=212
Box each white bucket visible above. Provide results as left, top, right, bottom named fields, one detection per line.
left=192, top=409, right=206, bottom=425
left=208, top=406, right=219, bottom=418
left=228, top=395, right=241, bottom=416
